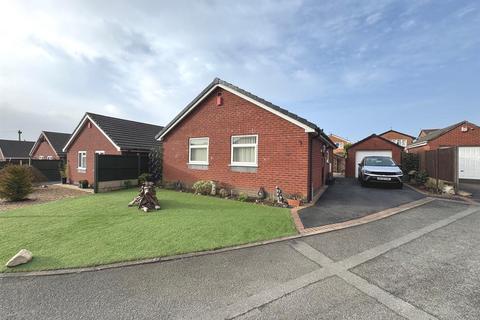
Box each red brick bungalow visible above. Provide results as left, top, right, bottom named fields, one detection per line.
left=406, top=120, right=480, bottom=153
left=156, top=78, right=336, bottom=201
left=345, top=134, right=404, bottom=178
left=63, top=113, right=162, bottom=185
left=29, top=131, right=71, bottom=160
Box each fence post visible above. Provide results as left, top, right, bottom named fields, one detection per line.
left=435, top=149, right=439, bottom=191
left=137, top=153, right=141, bottom=179
left=454, top=146, right=459, bottom=192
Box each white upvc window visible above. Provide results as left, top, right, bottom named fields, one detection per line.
left=189, top=137, right=209, bottom=165
left=335, top=142, right=344, bottom=149
left=78, top=151, right=87, bottom=169
left=38, top=156, right=44, bottom=160
left=95, top=150, right=105, bottom=155
left=231, top=135, right=258, bottom=167
left=46, top=156, right=53, bottom=160
left=398, top=139, right=407, bottom=147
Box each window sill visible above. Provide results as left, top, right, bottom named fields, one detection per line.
left=187, top=163, right=209, bottom=170
left=230, top=165, right=257, bottom=173
left=229, top=164, right=258, bottom=168
left=77, top=168, right=86, bottom=173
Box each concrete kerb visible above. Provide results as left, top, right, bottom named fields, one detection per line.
left=1, top=193, right=440, bottom=278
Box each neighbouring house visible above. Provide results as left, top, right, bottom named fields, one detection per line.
left=156, top=78, right=336, bottom=201
left=29, top=131, right=71, bottom=160
left=379, top=130, right=415, bottom=148
left=62, top=112, right=163, bottom=186
left=345, top=134, right=404, bottom=178
left=407, top=121, right=480, bottom=153
left=328, top=134, right=350, bottom=175
left=328, top=134, right=351, bottom=155
left=406, top=120, right=480, bottom=180
left=0, top=139, right=35, bottom=164
left=417, top=129, right=439, bottom=139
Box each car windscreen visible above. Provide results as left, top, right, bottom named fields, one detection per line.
left=364, top=157, right=396, bottom=166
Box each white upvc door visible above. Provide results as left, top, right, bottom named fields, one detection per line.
left=459, top=147, right=480, bottom=180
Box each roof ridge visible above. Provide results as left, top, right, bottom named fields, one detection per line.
left=86, top=112, right=163, bottom=128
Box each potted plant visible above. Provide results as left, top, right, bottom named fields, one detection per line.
left=78, top=180, right=89, bottom=189
left=59, top=164, right=67, bottom=184
left=287, top=193, right=303, bottom=207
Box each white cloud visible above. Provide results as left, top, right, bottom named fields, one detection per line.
left=0, top=0, right=478, bottom=140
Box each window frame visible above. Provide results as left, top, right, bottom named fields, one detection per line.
left=230, top=134, right=258, bottom=167
left=78, top=151, right=87, bottom=169
left=188, top=137, right=209, bottom=165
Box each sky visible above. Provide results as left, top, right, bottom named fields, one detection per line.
left=0, top=0, right=479, bottom=142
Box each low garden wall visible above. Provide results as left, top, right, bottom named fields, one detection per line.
left=96, top=179, right=138, bottom=193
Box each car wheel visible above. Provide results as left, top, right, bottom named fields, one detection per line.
left=360, top=179, right=367, bottom=187
left=397, top=182, right=403, bottom=189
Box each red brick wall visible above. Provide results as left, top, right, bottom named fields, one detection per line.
left=380, top=131, right=414, bottom=145
left=66, top=120, right=120, bottom=184
left=345, top=136, right=402, bottom=177
left=408, top=122, right=480, bottom=153
left=311, top=137, right=324, bottom=194
left=162, top=87, right=315, bottom=199
left=31, top=138, right=59, bottom=160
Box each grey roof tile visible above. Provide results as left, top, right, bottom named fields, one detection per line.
left=86, top=113, right=163, bottom=152
left=0, top=139, right=35, bottom=159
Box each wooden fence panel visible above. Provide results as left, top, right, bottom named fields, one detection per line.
left=416, top=147, right=457, bottom=186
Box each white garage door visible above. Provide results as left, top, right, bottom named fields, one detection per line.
left=459, top=147, right=480, bottom=180
left=355, top=150, right=392, bottom=178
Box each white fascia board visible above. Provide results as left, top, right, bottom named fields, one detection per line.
left=405, top=141, right=427, bottom=149
left=62, top=114, right=121, bottom=152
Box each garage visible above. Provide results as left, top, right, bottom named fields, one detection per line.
left=345, top=134, right=403, bottom=178
left=355, top=150, right=392, bottom=177
left=459, top=147, right=480, bottom=180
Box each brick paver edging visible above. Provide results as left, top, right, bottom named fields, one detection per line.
left=1, top=195, right=437, bottom=278
left=302, top=197, right=435, bottom=235
left=290, top=185, right=328, bottom=232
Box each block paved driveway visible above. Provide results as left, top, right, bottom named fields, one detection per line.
left=2, top=200, right=480, bottom=320
left=299, top=177, right=425, bottom=228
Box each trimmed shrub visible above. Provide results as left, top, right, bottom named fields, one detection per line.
left=28, top=166, right=48, bottom=183
left=415, top=170, right=428, bottom=184
left=237, top=192, right=248, bottom=202
left=0, top=165, right=34, bottom=201
left=193, top=180, right=213, bottom=195
left=401, top=152, right=419, bottom=174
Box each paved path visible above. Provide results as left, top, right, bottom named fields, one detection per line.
left=1, top=199, right=479, bottom=320
left=299, top=177, right=425, bottom=228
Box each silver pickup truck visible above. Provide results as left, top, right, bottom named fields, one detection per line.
left=357, top=156, right=403, bottom=188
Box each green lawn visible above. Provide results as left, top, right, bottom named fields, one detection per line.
left=0, top=189, right=296, bottom=272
